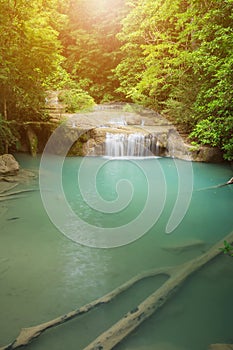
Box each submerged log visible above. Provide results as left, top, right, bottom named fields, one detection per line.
left=0, top=267, right=172, bottom=350
left=0, top=232, right=233, bottom=350
left=83, top=231, right=233, bottom=350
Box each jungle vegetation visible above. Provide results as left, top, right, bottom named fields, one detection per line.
left=0, top=0, right=232, bottom=159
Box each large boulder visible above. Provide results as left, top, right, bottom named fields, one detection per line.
left=0, top=154, right=19, bottom=175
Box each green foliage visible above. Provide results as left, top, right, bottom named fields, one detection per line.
left=189, top=119, right=221, bottom=147
left=0, top=116, right=18, bottom=154
left=115, top=0, right=195, bottom=110
left=219, top=240, right=233, bottom=257
left=60, top=0, right=128, bottom=103
left=114, top=0, right=233, bottom=160
left=0, top=0, right=68, bottom=121
left=0, top=0, right=232, bottom=160
left=190, top=116, right=233, bottom=160
left=58, top=89, right=95, bottom=113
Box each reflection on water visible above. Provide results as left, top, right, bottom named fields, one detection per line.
left=0, top=154, right=232, bottom=349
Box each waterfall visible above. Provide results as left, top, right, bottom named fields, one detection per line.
left=155, top=139, right=160, bottom=156
left=105, top=133, right=157, bottom=157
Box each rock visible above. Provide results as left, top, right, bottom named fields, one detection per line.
left=20, top=103, right=224, bottom=162
left=166, top=129, right=224, bottom=162
left=166, top=129, right=192, bottom=160
left=0, top=154, right=19, bottom=175
left=189, top=145, right=224, bottom=162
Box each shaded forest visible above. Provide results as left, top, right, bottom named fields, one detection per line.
left=0, top=0, right=232, bottom=159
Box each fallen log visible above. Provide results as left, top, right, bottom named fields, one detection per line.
left=0, top=267, right=172, bottom=350
left=83, top=231, right=233, bottom=350
left=0, top=232, right=232, bottom=350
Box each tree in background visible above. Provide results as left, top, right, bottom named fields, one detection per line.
left=116, top=0, right=201, bottom=114
left=115, top=0, right=233, bottom=160
left=189, top=0, right=233, bottom=160
left=0, top=0, right=68, bottom=122
left=0, top=0, right=232, bottom=159
left=60, top=0, right=128, bottom=103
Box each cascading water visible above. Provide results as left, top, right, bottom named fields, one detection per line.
left=105, top=133, right=158, bottom=157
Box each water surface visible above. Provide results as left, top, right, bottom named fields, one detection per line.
left=0, top=154, right=232, bottom=350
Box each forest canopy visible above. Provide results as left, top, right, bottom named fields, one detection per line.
left=0, top=0, right=232, bottom=159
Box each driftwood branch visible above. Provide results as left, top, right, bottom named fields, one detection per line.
left=83, top=231, right=233, bottom=350
left=1, top=232, right=232, bottom=350
left=0, top=267, right=172, bottom=350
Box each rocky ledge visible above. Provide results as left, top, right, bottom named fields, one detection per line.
left=15, top=103, right=225, bottom=162
left=61, top=104, right=224, bottom=162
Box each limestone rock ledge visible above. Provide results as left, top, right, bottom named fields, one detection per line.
left=14, top=103, right=225, bottom=162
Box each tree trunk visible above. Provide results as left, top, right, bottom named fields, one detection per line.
left=3, top=94, right=8, bottom=154
left=0, top=267, right=172, bottom=350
